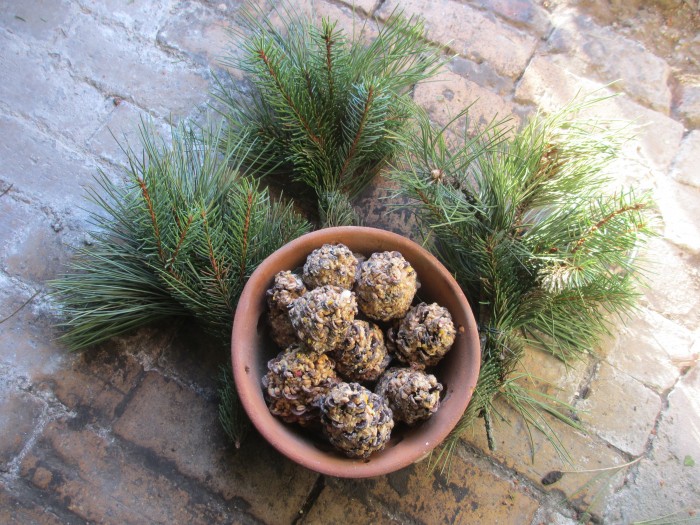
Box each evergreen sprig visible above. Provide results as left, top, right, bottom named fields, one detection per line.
left=51, top=122, right=310, bottom=445
left=392, top=97, right=656, bottom=469
left=214, top=4, right=442, bottom=226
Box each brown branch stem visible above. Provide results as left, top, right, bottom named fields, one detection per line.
left=257, top=49, right=323, bottom=147
left=168, top=214, right=194, bottom=268
left=339, top=86, right=375, bottom=178
left=572, top=203, right=645, bottom=253
left=138, top=179, right=165, bottom=262
left=240, top=191, right=253, bottom=278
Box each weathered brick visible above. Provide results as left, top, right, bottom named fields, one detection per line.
left=59, top=16, right=210, bottom=119
left=157, top=1, right=236, bottom=68
left=448, top=57, right=514, bottom=96
left=76, top=0, right=175, bottom=40
left=676, top=81, right=700, bottom=128
left=113, top=372, right=317, bottom=524
left=641, top=238, right=700, bottom=331
left=0, top=483, right=68, bottom=525
left=512, top=346, right=590, bottom=404
left=310, top=449, right=540, bottom=524
left=36, top=348, right=144, bottom=427
left=1, top=201, right=70, bottom=284
left=336, top=0, right=378, bottom=16
left=268, top=0, right=379, bottom=43
left=20, top=421, right=253, bottom=525
left=463, top=398, right=628, bottom=513
left=0, top=389, right=44, bottom=471
left=0, top=116, right=97, bottom=206
left=377, top=0, right=537, bottom=79
left=671, top=130, right=700, bottom=190
left=603, top=365, right=700, bottom=523
left=515, top=55, right=685, bottom=173
left=468, top=0, right=552, bottom=37
left=0, top=32, right=111, bottom=145
left=604, top=308, right=691, bottom=393
left=0, top=272, right=36, bottom=324
left=0, top=0, right=73, bottom=42
left=654, top=177, right=700, bottom=254
left=0, top=306, right=67, bottom=379
left=413, top=70, right=520, bottom=131
left=577, top=361, right=662, bottom=456
left=546, top=11, right=673, bottom=113
left=302, top=482, right=390, bottom=524
left=353, top=175, right=422, bottom=242
left=87, top=100, right=171, bottom=166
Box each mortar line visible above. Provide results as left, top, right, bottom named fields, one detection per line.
left=292, top=474, right=326, bottom=524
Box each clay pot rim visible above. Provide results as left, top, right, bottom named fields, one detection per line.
left=231, top=226, right=481, bottom=478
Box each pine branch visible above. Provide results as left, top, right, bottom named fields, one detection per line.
left=394, top=95, right=656, bottom=469
left=214, top=2, right=443, bottom=224
left=50, top=120, right=310, bottom=447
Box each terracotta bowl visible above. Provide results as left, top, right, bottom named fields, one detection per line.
left=231, top=226, right=481, bottom=478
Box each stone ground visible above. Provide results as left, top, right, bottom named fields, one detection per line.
left=1, top=0, right=699, bottom=523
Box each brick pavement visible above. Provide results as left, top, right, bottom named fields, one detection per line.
left=1, top=0, right=698, bottom=523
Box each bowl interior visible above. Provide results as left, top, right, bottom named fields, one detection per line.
left=232, top=226, right=480, bottom=478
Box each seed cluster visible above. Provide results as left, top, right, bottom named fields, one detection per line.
left=266, top=271, right=307, bottom=349
left=262, top=345, right=338, bottom=426
left=390, top=302, right=456, bottom=367
left=334, top=320, right=390, bottom=382
left=303, top=243, right=358, bottom=290
left=262, top=242, right=459, bottom=458
left=320, top=382, right=394, bottom=458
left=288, top=285, right=357, bottom=353
left=375, top=367, right=443, bottom=425
left=355, top=251, right=418, bottom=321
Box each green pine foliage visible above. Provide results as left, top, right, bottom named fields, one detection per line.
left=214, top=4, right=442, bottom=226
left=51, top=122, right=310, bottom=445
left=392, top=97, right=656, bottom=468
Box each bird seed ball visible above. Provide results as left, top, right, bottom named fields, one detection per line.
left=333, top=320, right=391, bottom=382
left=375, top=367, right=443, bottom=425
left=302, top=243, right=358, bottom=290
left=393, top=302, right=456, bottom=367
left=266, top=271, right=307, bottom=349
left=288, top=285, right=357, bottom=353
left=320, top=382, right=394, bottom=458
left=355, top=251, right=419, bottom=322
left=262, top=345, right=338, bottom=426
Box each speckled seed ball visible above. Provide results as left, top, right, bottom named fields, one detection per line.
left=288, top=285, right=357, bottom=353
left=392, top=302, right=456, bottom=367
left=302, top=243, right=358, bottom=290
left=320, top=382, right=394, bottom=458
left=375, top=367, right=443, bottom=425
left=262, top=345, right=338, bottom=426
left=355, top=251, right=419, bottom=322
left=333, top=320, right=391, bottom=382
left=266, top=271, right=307, bottom=349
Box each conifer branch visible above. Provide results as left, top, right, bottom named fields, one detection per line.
left=572, top=202, right=646, bottom=253
left=138, top=178, right=165, bottom=263
left=215, top=3, right=442, bottom=224
left=50, top=120, right=310, bottom=447
left=393, top=96, right=656, bottom=469
left=257, top=47, right=324, bottom=147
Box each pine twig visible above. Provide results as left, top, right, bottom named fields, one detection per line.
left=0, top=290, right=40, bottom=325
